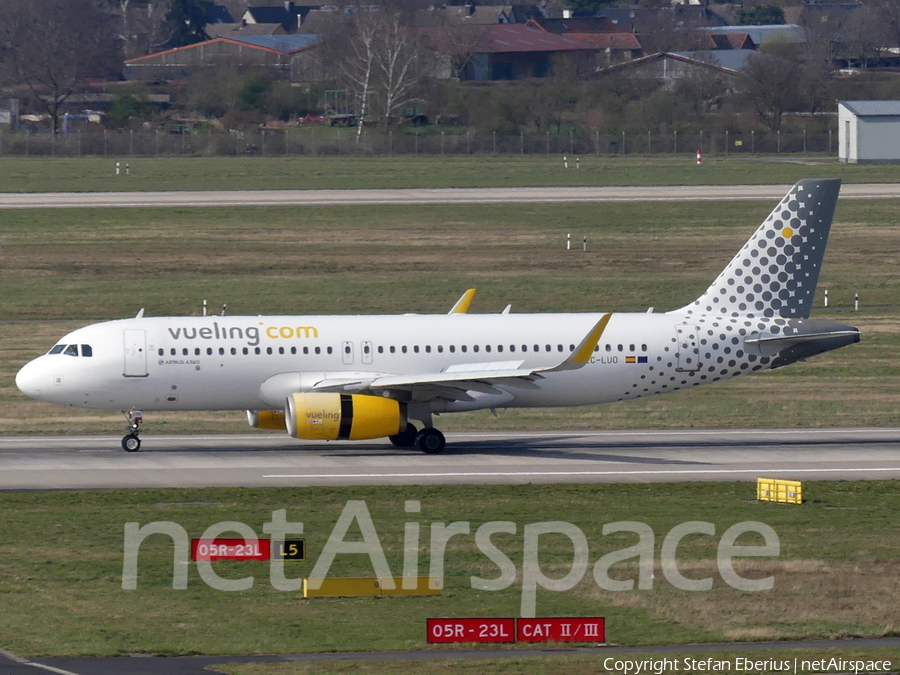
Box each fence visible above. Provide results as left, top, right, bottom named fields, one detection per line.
left=0, top=128, right=838, bottom=157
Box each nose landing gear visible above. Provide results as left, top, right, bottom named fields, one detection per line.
left=121, top=409, right=143, bottom=452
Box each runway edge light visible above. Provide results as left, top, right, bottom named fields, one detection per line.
left=757, top=478, right=803, bottom=504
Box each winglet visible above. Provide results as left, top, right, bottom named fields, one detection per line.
left=448, top=289, right=476, bottom=314
left=541, top=313, right=612, bottom=373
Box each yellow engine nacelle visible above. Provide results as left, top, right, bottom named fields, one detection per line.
left=285, top=392, right=405, bottom=441
left=246, top=410, right=286, bottom=431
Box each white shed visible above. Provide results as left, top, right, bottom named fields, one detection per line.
left=838, top=100, right=900, bottom=164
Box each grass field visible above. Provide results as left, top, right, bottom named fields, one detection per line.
left=1, top=198, right=898, bottom=435
left=3, top=156, right=900, bottom=193
left=0, top=482, right=899, bottom=659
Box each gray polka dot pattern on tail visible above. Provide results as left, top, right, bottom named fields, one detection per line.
left=614, top=179, right=845, bottom=403
left=680, top=179, right=841, bottom=321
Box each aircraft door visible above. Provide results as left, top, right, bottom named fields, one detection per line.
left=361, top=341, right=373, bottom=365
left=123, top=329, right=148, bottom=377
left=341, top=341, right=354, bottom=365
left=675, top=324, right=701, bottom=372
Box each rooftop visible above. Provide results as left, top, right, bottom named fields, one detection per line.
left=840, top=100, right=900, bottom=116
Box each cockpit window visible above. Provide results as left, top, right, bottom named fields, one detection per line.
left=63, top=345, right=79, bottom=357
left=81, top=344, right=93, bottom=357
left=49, top=345, right=65, bottom=355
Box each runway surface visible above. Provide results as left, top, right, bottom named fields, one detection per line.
left=1, top=183, right=900, bottom=208
left=2, top=428, right=899, bottom=490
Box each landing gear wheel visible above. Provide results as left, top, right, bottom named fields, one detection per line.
left=389, top=423, right=418, bottom=448
left=121, top=409, right=144, bottom=452
left=417, top=428, right=445, bottom=454
left=122, top=434, right=141, bottom=452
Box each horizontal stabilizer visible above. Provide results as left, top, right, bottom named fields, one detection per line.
left=745, top=330, right=860, bottom=347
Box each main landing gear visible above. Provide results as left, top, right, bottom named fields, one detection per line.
left=389, top=423, right=446, bottom=454
left=121, top=409, right=143, bottom=452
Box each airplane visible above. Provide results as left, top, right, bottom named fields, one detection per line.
left=16, top=178, right=859, bottom=454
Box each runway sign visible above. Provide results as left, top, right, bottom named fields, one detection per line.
left=427, top=617, right=605, bottom=643
left=427, top=618, right=515, bottom=643
left=191, top=538, right=270, bottom=561
left=274, top=539, right=306, bottom=560
left=757, top=478, right=803, bottom=504
left=517, top=617, right=605, bottom=642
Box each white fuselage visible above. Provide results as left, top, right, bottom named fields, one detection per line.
left=17, top=311, right=727, bottom=413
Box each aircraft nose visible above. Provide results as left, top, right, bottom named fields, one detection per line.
left=16, top=358, right=51, bottom=400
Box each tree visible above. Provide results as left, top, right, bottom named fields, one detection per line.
left=339, top=9, right=379, bottom=143
left=869, top=0, right=900, bottom=53
left=564, top=0, right=618, bottom=12
left=736, top=5, right=785, bottom=26
left=740, top=53, right=805, bottom=131
left=637, top=9, right=709, bottom=54
left=840, top=4, right=883, bottom=67
left=373, top=11, right=423, bottom=122
left=325, top=6, right=426, bottom=140
left=166, top=0, right=212, bottom=48
left=0, top=0, right=120, bottom=134
left=102, top=0, right=171, bottom=58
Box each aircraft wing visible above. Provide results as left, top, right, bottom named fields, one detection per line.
left=309, top=314, right=611, bottom=402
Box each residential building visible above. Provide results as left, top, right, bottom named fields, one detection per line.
left=124, top=35, right=323, bottom=82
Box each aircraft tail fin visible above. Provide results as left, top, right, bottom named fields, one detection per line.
left=676, top=178, right=841, bottom=320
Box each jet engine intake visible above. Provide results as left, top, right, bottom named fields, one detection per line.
left=247, top=410, right=286, bottom=430
left=286, top=392, right=404, bottom=441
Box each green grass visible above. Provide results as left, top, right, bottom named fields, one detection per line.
left=2, top=156, right=900, bottom=192
left=2, top=198, right=898, bottom=434
left=1, top=482, right=899, bottom=657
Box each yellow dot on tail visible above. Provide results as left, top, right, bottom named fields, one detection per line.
left=782, top=227, right=794, bottom=238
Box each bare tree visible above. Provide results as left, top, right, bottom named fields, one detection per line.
left=339, top=9, right=379, bottom=143
left=740, top=53, right=805, bottom=132
left=105, top=0, right=173, bottom=59
left=637, top=8, right=709, bottom=54
left=0, top=0, right=120, bottom=133
left=374, top=11, right=423, bottom=122
left=869, top=0, right=900, bottom=53
left=327, top=6, right=426, bottom=140
left=841, top=4, right=883, bottom=68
